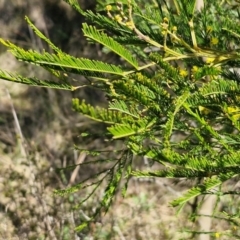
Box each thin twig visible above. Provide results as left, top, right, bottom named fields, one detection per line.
left=5, top=88, right=27, bottom=158
left=68, top=152, right=87, bottom=186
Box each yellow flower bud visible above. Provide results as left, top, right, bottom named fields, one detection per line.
left=106, top=5, right=112, bottom=11
left=179, top=69, right=188, bottom=77
left=163, top=17, right=169, bottom=23
left=125, top=21, right=134, bottom=30
left=207, top=26, right=213, bottom=33
left=115, top=14, right=122, bottom=23
left=192, top=66, right=199, bottom=73
left=211, top=37, right=219, bottom=45
left=215, top=232, right=220, bottom=238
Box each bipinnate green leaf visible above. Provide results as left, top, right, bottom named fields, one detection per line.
left=25, top=16, right=63, bottom=54
left=164, top=91, right=190, bottom=145
left=181, top=0, right=198, bottom=18
left=72, top=98, right=134, bottom=124
left=0, top=69, right=72, bottom=90
left=82, top=24, right=139, bottom=69
left=64, top=0, right=84, bottom=15
left=107, top=118, right=155, bottom=139
left=109, top=100, right=140, bottom=118
left=170, top=177, right=222, bottom=210
left=0, top=39, right=124, bottom=78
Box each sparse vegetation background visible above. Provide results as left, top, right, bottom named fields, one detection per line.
left=1, top=1, right=240, bottom=240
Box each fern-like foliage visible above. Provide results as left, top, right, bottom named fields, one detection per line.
left=1, top=0, right=240, bottom=235
left=72, top=98, right=138, bottom=124
left=0, top=39, right=125, bottom=78
left=82, top=24, right=139, bottom=69
left=0, top=69, right=72, bottom=90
